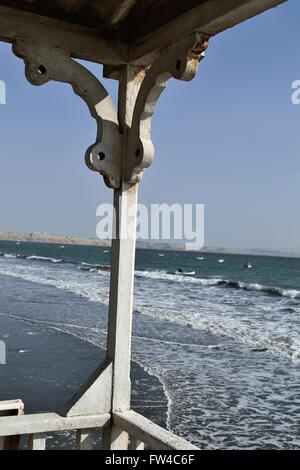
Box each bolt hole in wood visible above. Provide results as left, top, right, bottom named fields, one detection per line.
left=98, top=152, right=105, bottom=161
left=37, top=65, right=47, bottom=75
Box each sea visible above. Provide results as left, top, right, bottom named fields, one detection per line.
left=0, top=240, right=300, bottom=450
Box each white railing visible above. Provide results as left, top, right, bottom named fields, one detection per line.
left=0, top=410, right=110, bottom=450
left=114, top=410, right=198, bottom=451
left=0, top=403, right=198, bottom=450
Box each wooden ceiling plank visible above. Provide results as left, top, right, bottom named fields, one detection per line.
left=106, top=0, right=140, bottom=25
left=0, top=4, right=127, bottom=65
left=0, top=0, right=139, bottom=28
left=0, top=0, right=113, bottom=30
left=120, top=0, right=206, bottom=41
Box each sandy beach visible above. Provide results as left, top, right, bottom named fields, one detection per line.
left=0, top=299, right=167, bottom=449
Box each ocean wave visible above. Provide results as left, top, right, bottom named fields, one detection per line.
left=0, top=251, right=110, bottom=272
left=1, top=250, right=299, bottom=301
left=218, top=280, right=300, bottom=300
left=0, top=265, right=109, bottom=305
left=27, top=255, right=63, bottom=263
left=140, top=303, right=300, bottom=364
left=135, top=270, right=300, bottom=300
left=0, top=261, right=300, bottom=363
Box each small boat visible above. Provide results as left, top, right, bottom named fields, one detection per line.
left=158, top=254, right=165, bottom=257
left=197, top=257, right=204, bottom=260
left=60, top=245, right=65, bottom=249
left=103, top=250, right=109, bottom=253
left=175, top=268, right=195, bottom=276
left=244, top=262, right=252, bottom=269
left=218, top=259, right=224, bottom=263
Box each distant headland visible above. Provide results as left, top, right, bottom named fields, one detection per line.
left=0, top=231, right=299, bottom=258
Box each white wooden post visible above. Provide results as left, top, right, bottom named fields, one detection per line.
left=76, top=428, right=94, bottom=450
left=104, top=66, right=141, bottom=450
left=105, top=183, right=138, bottom=450
left=28, top=433, right=46, bottom=450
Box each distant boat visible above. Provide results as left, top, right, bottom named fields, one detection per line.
left=103, top=250, right=109, bottom=253
left=158, top=254, right=165, bottom=257
left=60, top=245, right=65, bottom=248
left=175, top=268, right=195, bottom=276
left=244, top=262, right=252, bottom=269
left=218, top=259, right=224, bottom=263
left=197, top=257, right=204, bottom=260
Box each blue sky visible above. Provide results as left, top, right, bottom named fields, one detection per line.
left=0, top=0, right=299, bottom=250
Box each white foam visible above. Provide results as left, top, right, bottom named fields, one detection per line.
left=27, top=255, right=62, bottom=263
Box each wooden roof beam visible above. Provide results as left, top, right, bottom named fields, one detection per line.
left=128, top=0, right=288, bottom=63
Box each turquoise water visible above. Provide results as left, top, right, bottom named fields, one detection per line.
left=0, top=240, right=300, bottom=449
left=1, top=240, right=300, bottom=291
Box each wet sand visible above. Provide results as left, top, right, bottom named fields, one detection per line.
left=0, top=314, right=167, bottom=449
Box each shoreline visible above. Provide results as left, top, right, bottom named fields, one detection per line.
left=33, top=314, right=174, bottom=433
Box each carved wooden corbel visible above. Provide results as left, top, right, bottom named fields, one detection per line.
left=12, top=41, right=122, bottom=189
left=12, top=34, right=208, bottom=188
left=125, top=33, right=209, bottom=184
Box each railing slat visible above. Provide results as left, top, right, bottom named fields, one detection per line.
left=129, top=437, right=144, bottom=450
left=76, top=428, right=94, bottom=450
left=0, top=412, right=110, bottom=437
left=114, top=411, right=199, bottom=450
left=28, top=433, right=46, bottom=450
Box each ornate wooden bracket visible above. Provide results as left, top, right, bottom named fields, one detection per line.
left=12, top=33, right=208, bottom=188
left=12, top=41, right=122, bottom=189
left=124, top=33, right=209, bottom=184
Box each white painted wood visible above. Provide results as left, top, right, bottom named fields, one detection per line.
left=76, top=429, right=94, bottom=450
left=28, top=433, right=46, bottom=450
left=0, top=412, right=110, bottom=437
left=0, top=1, right=287, bottom=68
left=114, top=411, right=199, bottom=450
left=104, top=66, right=142, bottom=450
left=104, top=182, right=138, bottom=450
left=108, top=67, right=141, bottom=412
left=0, top=399, right=24, bottom=450
left=0, top=5, right=126, bottom=65
left=66, top=361, right=112, bottom=417
left=108, top=183, right=139, bottom=411
left=129, top=437, right=145, bottom=450
left=0, top=400, right=24, bottom=415
left=126, top=34, right=208, bottom=184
